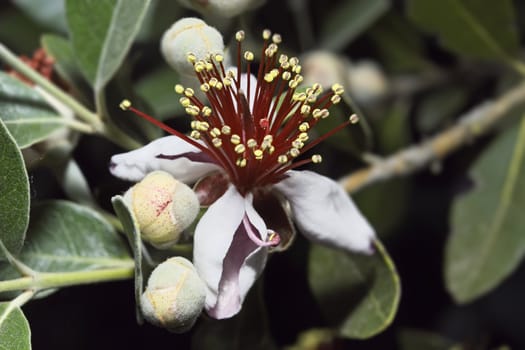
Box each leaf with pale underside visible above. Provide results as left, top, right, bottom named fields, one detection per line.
left=308, top=240, right=400, bottom=339
left=112, top=195, right=144, bottom=323
left=445, top=118, right=525, bottom=303
left=0, top=302, right=31, bottom=350
left=0, top=119, right=29, bottom=260
left=0, top=72, right=66, bottom=149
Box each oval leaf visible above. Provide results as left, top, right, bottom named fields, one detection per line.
left=0, top=72, right=65, bottom=148
left=14, top=200, right=131, bottom=272
left=0, top=119, right=29, bottom=259
left=66, top=0, right=151, bottom=91
left=0, top=302, right=31, bottom=350
left=308, top=240, right=400, bottom=339
left=445, top=119, right=525, bottom=303
left=319, top=0, right=390, bottom=51
left=111, top=195, right=144, bottom=323
left=407, top=0, right=520, bottom=63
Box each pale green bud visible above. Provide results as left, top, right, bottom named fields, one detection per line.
left=161, top=17, right=224, bottom=76
left=124, top=171, right=199, bottom=249
left=348, top=60, right=388, bottom=104
left=141, top=257, right=206, bottom=333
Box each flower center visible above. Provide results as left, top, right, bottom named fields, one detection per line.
left=120, top=29, right=359, bottom=195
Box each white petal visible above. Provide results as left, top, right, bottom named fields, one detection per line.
left=109, top=136, right=220, bottom=183
left=226, top=68, right=257, bottom=112
left=273, top=170, right=375, bottom=254
left=193, top=186, right=245, bottom=311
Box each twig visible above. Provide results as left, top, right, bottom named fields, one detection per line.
left=339, top=81, right=525, bottom=193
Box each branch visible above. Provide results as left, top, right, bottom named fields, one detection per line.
left=339, top=81, right=525, bottom=193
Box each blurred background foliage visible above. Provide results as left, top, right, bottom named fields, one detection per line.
left=1, top=0, right=525, bottom=349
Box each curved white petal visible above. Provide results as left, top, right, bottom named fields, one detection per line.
left=273, top=170, right=375, bottom=254
left=109, top=135, right=220, bottom=183
left=193, top=186, right=245, bottom=313
left=204, top=195, right=268, bottom=319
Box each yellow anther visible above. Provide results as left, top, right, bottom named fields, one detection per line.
left=320, top=109, right=330, bottom=119
left=186, top=53, right=196, bottom=63
left=244, top=51, right=254, bottom=61
left=349, top=114, right=359, bottom=124
left=282, top=71, right=292, bottom=80
left=198, top=121, right=209, bottom=131
left=312, top=83, right=322, bottom=93
left=253, top=149, right=263, bottom=160
left=298, top=132, right=309, bottom=142
left=184, top=88, right=194, bottom=97
left=214, top=54, right=224, bottom=62
left=234, top=144, right=246, bottom=154
left=221, top=125, right=232, bottom=135
left=190, top=130, right=201, bottom=139
left=300, top=105, right=311, bottom=115
left=294, top=74, right=303, bottom=83
left=312, top=108, right=322, bottom=119
left=307, top=95, right=317, bottom=103
left=209, top=77, right=218, bottom=87
left=195, top=61, right=206, bottom=73
left=293, top=93, right=306, bottom=102
left=263, top=134, right=273, bottom=143
left=268, top=145, right=275, bottom=154
left=210, top=127, right=221, bottom=138
left=190, top=120, right=198, bottom=129
left=236, top=158, right=247, bottom=168
left=262, top=29, right=271, bottom=40
left=246, top=139, right=257, bottom=148
left=186, top=106, right=200, bottom=116
left=289, top=148, right=300, bottom=158
left=331, top=83, right=344, bottom=95
left=201, top=106, right=212, bottom=117
left=119, top=99, right=131, bottom=110
left=215, top=82, right=223, bottom=90
left=212, top=138, right=222, bottom=148
left=289, top=57, right=299, bottom=66
left=331, top=95, right=341, bottom=104
left=277, top=155, right=288, bottom=164
left=235, top=30, right=245, bottom=41
left=205, top=62, right=214, bottom=71
left=281, top=61, right=290, bottom=70
left=264, top=73, right=275, bottom=83
left=223, top=77, right=233, bottom=87
left=292, top=140, right=304, bottom=149
left=174, top=84, right=184, bottom=94
left=289, top=80, right=298, bottom=89
left=298, top=122, right=310, bottom=132
left=179, top=97, right=190, bottom=107
left=311, top=154, right=322, bottom=163
left=279, top=54, right=288, bottom=65
left=293, top=65, right=302, bottom=74
left=230, top=134, right=241, bottom=144
left=272, top=33, right=282, bottom=44
left=200, top=83, right=210, bottom=92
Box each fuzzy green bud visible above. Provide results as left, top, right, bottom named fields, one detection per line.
left=124, top=171, right=199, bottom=249
left=141, top=257, right=206, bottom=333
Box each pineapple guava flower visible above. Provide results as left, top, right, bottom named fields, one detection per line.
left=110, top=29, right=375, bottom=319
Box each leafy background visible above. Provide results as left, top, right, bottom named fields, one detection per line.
left=1, top=0, right=525, bottom=349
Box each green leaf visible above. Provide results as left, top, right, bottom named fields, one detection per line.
left=407, top=0, right=522, bottom=66
left=445, top=118, right=525, bottom=303
left=308, top=240, right=400, bottom=339
left=0, top=119, right=29, bottom=259
left=66, top=0, right=152, bottom=91
left=6, top=200, right=131, bottom=272
left=41, top=34, right=82, bottom=90
left=13, top=0, right=67, bottom=33
left=0, top=72, right=66, bottom=149
left=415, top=87, right=469, bottom=134
left=319, top=0, right=390, bottom=51
left=398, top=328, right=456, bottom=350
left=111, top=195, right=144, bottom=323
left=0, top=302, right=31, bottom=350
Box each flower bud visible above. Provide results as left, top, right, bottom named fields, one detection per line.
left=347, top=60, right=388, bottom=104
left=124, top=171, right=199, bottom=248
left=301, top=51, right=351, bottom=90
left=161, top=17, right=224, bottom=76
left=177, top=0, right=265, bottom=18
left=141, top=257, right=206, bottom=333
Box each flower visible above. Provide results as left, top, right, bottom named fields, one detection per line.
left=110, top=29, right=375, bottom=319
